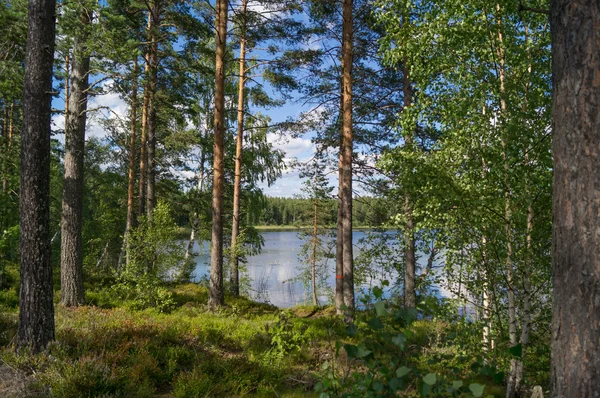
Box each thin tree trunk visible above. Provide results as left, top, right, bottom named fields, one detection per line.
left=493, top=8, right=518, bottom=397
left=335, top=95, right=344, bottom=316
left=17, top=0, right=56, bottom=353
left=480, top=106, right=494, bottom=355
left=185, top=147, right=206, bottom=261
left=146, top=6, right=159, bottom=218
left=138, top=13, right=153, bottom=217
left=60, top=7, right=91, bottom=307
left=341, top=0, right=354, bottom=322
left=312, top=200, right=318, bottom=306
left=209, top=0, right=228, bottom=309
left=230, top=0, right=247, bottom=296
left=401, top=61, right=416, bottom=309
left=118, top=57, right=139, bottom=270
left=2, top=102, right=14, bottom=192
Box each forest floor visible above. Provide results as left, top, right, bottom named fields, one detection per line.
left=0, top=283, right=341, bottom=397
left=0, top=283, right=507, bottom=397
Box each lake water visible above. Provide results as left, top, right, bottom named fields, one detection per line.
left=190, top=230, right=445, bottom=308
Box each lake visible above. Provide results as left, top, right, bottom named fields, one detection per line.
left=189, top=230, right=445, bottom=308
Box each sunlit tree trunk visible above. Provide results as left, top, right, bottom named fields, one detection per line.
left=60, top=7, right=91, bottom=307
left=209, top=0, right=228, bottom=308
left=230, top=0, right=248, bottom=296
left=17, top=0, right=56, bottom=353
left=118, top=57, right=139, bottom=270
left=146, top=3, right=159, bottom=219
left=550, top=0, right=600, bottom=394
left=138, top=13, right=152, bottom=217
left=341, top=0, right=354, bottom=321
left=335, top=94, right=344, bottom=316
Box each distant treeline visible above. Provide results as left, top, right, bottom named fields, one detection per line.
left=247, top=196, right=394, bottom=227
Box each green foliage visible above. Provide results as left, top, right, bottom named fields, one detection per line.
left=264, top=311, right=309, bottom=364
left=0, top=284, right=334, bottom=397
left=113, top=201, right=183, bottom=312
left=315, top=287, right=503, bottom=397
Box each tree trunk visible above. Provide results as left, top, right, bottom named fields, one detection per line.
left=401, top=62, right=416, bottom=309
left=185, top=144, right=206, bottom=261
left=119, top=57, right=139, bottom=270
left=230, top=0, right=247, bottom=296
left=312, top=200, right=318, bottom=306
left=60, top=7, right=91, bottom=307
left=341, top=0, right=354, bottom=322
left=209, top=0, right=228, bottom=309
left=2, top=102, right=14, bottom=193
left=146, top=6, right=159, bottom=219
left=550, top=0, right=600, bottom=394
left=138, top=13, right=153, bottom=217
left=335, top=95, right=344, bottom=316
left=493, top=9, right=519, bottom=396
left=17, top=0, right=56, bottom=353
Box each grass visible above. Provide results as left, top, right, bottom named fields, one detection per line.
left=0, top=282, right=510, bottom=397
left=0, top=284, right=342, bottom=397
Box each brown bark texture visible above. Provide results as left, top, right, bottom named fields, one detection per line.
left=550, top=0, right=600, bottom=395
left=138, top=13, right=153, bottom=217
left=341, top=0, right=354, bottom=321
left=146, top=6, right=159, bottom=218
left=120, top=57, right=139, bottom=270
left=335, top=96, right=344, bottom=315
left=60, top=8, right=91, bottom=307
left=209, top=0, right=228, bottom=308
left=17, top=0, right=57, bottom=353
left=230, top=0, right=247, bottom=296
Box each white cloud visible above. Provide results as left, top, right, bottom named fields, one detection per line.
left=52, top=79, right=130, bottom=143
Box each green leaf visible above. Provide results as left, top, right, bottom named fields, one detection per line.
left=321, top=361, right=329, bottom=370
left=346, top=323, right=357, bottom=337
left=423, top=373, right=437, bottom=386
left=388, top=377, right=402, bottom=392
left=374, top=300, right=387, bottom=316
left=396, top=366, right=411, bottom=378
left=367, top=317, right=384, bottom=330
left=373, top=286, right=384, bottom=299
left=509, top=343, right=522, bottom=358
left=469, top=383, right=485, bottom=397
left=392, top=333, right=406, bottom=349
left=451, top=380, right=463, bottom=390
left=356, top=343, right=372, bottom=358
left=344, top=344, right=358, bottom=359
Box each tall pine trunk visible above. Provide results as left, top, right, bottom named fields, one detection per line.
left=60, top=7, right=91, bottom=307
left=209, top=0, right=228, bottom=308
left=341, top=0, right=354, bottom=321
left=230, top=0, right=247, bottom=296
left=138, top=13, right=153, bottom=217
left=335, top=94, right=344, bottom=315
left=17, top=0, right=56, bottom=353
left=550, top=0, right=600, bottom=394
left=146, top=6, right=159, bottom=218
left=118, top=57, right=139, bottom=270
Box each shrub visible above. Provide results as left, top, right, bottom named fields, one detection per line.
left=113, top=201, right=183, bottom=312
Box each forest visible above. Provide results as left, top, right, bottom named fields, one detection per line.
left=0, top=0, right=597, bottom=397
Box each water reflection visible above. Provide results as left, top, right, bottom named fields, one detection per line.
left=191, top=230, right=442, bottom=308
